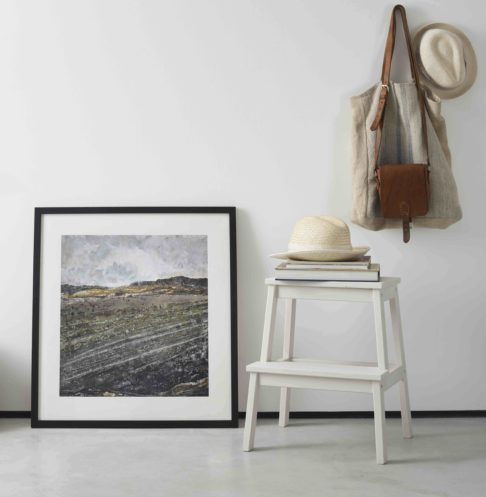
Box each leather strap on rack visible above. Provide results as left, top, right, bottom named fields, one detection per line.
left=371, top=4, right=429, bottom=169
left=400, top=201, right=411, bottom=243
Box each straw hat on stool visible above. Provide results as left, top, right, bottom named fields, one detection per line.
left=413, top=23, right=477, bottom=99
left=271, top=216, right=369, bottom=262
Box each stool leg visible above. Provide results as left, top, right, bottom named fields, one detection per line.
left=372, top=290, right=389, bottom=370
left=260, top=285, right=278, bottom=361
left=279, top=299, right=296, bottom=427
left=398, top=380, right=412, bottom=439
left=243, top=285, right=277, bottom=452
left=372, top=290, right=388, bottom=464
left=372, top=382, right=387, bottom=464
left=243, top=373, right=260, bottom=451
left=390, top=288, right=413, bottom=439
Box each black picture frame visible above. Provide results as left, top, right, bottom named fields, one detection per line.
left=31, top=207, right=238, bottom=428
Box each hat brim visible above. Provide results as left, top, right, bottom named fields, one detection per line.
left=413, top=23, right=477, bottom=100
left=270, top=246, right=370, bottom=262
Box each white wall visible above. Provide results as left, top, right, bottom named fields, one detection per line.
left=0, top=0, right=485, bottom=412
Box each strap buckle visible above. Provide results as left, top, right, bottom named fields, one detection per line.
left=381, top=84, right=389, bottom=92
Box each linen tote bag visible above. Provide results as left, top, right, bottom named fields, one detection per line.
left=350, top=4, right=462, bottom=232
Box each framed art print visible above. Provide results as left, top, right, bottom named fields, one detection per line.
left=31, top=207, right=237, bottom=428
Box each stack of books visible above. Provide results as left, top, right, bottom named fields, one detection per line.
left=274, top=256, right=380, bottom=282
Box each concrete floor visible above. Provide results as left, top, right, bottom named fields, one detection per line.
left=0, top=418, right=485, bottom=497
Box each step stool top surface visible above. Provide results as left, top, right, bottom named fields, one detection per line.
left=265, top=276, right=400, bottom=289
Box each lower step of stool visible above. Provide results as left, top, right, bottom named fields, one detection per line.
left=247, top=357, right=402, bottom=382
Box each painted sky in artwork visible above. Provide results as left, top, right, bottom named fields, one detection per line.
left=61, top=235, right=207, bottom=287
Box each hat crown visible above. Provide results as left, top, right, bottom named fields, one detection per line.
left=288, top=216, right=352, bottom=251
left=414, top=23, right=477, bottom=99
left=420, top=29, right=466, bottom=89
left=270, top=215, right=369, bottom=262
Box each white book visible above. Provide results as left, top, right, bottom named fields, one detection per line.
left=275, top=263, right=380, bottom=282
left=282, top=256, right=371, bottom=271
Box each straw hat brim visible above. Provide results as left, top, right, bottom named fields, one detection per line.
left=413, top=23, right=477, bottom=100
left=270, top=246, right=370, bottom=262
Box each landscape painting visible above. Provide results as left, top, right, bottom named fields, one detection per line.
left=59, top=235, right=208, bottom=398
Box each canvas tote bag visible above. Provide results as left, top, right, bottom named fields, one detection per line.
left=350, top=4, right=462, bottom=233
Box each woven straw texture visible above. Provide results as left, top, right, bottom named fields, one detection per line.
left=271, top=216, right=369, bottom=261
left=414, top=23, right=477, bottom=100
left=288, top=217, right=352, bottom=250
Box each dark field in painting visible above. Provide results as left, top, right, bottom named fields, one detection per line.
left=60, top=277, right=208, bottom=397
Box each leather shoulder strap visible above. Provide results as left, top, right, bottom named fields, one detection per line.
left=371, top=5, right=429, bottom=167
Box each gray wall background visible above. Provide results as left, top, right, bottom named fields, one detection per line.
left=0, top=0, right=484, bottom=412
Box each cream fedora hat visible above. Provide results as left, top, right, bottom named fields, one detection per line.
left=413, top=23, right=477, bottom=99
left=271, top=216, right=369, bottom=262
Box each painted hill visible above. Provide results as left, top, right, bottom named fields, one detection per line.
left=61, top=276, right=208, bottom=298
left=131, top=276, right=207, bottom=290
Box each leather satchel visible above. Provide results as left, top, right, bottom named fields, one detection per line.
left=371, top=5, right=430, bottom=243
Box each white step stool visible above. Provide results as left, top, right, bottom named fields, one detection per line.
left=243, top=277, right=412, bottom=464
